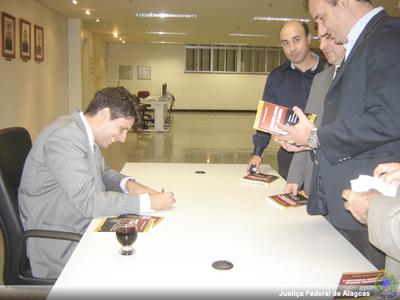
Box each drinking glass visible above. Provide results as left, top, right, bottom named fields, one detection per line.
left=115, top=221, right=138, bottom=255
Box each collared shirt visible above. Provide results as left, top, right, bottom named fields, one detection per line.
left=344, top=7, right=383, bottom=61
left=78, top=111, right=151, bottom=212
left=253, top=54, right=325, bottom=156
left=79, top=111, right=95, bottom=153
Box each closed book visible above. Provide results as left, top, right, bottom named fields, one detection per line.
left=253, top=100, right=317, bottom=136
left=266, top=191, right=308, bottom=209
left=241, top=172, right=279, bottom=185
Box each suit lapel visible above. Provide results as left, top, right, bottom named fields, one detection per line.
left=71, top=111, right=105, bottom=190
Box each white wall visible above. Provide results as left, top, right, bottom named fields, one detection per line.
left=108, top=43, right=266, bottom=110
left=0, top=0, right=69, bottom=139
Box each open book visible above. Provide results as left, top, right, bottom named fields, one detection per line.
left=266, top=191, right=308, bottom=209
left=241, top=172, right=279, bottom=185
left=96, top=214, right=164, bottom=233
left=253, top=100, right=317, bottom=136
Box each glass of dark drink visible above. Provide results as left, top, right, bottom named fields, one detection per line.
left=115, top=221, right=138, bottom=255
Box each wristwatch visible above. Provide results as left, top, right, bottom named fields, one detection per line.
left=307, top=128, right=320, bottom=149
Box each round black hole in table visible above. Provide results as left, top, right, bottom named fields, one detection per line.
left=212, top=260, right=234, bottom=270
left=194, top=170, right=206, bottom=174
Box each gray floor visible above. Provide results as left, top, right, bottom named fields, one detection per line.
left=0, top=111, right=279, bottom=297
left=102, top=111, right=279, bottom=171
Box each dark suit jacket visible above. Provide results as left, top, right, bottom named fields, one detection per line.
left=313, top=11, right=400, bottom=230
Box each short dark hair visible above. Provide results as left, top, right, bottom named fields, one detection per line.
left=84, top=87, right=140, bottom=122
left=280, top=21, right=310, bottom=37
left=303, top=0, right=371, bottom=9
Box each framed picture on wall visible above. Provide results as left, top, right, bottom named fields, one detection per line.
left=34, top=25, right=44, bottom=61
left=1, top=12, right=16, bottom=58
left=137, top=65, right=151, bottom=80
left=20, top=19, right=31, bottom=60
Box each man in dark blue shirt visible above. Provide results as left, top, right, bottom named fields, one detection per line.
left=249, top=20, right=324, bottom=179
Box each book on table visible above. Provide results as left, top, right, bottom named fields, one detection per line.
left=241, top=172, right=279, bottom=185
left=253, top=100, right=317, bottom=136
left=96, top=214, right=164, bottom=233
left=334, top=270, right=396, bottom=299
left=266, top=191, right=308, bottom=209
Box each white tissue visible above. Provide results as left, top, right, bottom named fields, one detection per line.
left=350, top=175, right=398, bottom=197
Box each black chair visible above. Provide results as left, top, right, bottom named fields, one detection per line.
left=0, top=127, right=81, bottom=285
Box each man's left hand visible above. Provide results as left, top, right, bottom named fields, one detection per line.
left=278, top=106, right=315, bottom=146
left=342, top=189, right=381, bottom=224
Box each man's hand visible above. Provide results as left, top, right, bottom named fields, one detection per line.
left=374, top=162, right=400, bottom=188
left=342, top=189, right=381, bottom=224
left=284, top=183, right=299, bottom=195
left=247, top=155, right=262, bottom=173
left=273, top=136, right=311, bottom=153
left=278, top=106, right=315, bottom=147
left=150, top=192, right=175, bottom=210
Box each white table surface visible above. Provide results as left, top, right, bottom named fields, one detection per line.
left=48, top=163, right=375, bottom=298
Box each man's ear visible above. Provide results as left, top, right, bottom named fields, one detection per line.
left=306, top=33, right=312, bottom=45
left=98, top=107, right=111, bottom=122
left=337, top=0, right=350, bottom=11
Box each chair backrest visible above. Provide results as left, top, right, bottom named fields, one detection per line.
left=0, top=127, right=32, bottom=284
left=137, top=91, right=150, bottom=99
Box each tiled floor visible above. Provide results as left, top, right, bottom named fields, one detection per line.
left=102, top=111, right=280, bottom=172
left=0, top=111, right=279, bottom=294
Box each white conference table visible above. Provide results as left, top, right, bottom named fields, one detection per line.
left=142, top=96, right=171, bottom=132
left=48, top=163, right=375, bottom=299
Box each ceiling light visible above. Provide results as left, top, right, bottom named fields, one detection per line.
left=96, top=18, right=100, bottom=23
left=229, top=33, right=270, bottom=38
left=122, top=40, right=126, bottom=44
left=150, top=41, right=183, bottom=44
left=85, top=10, right=91, bottom=15
left=113, top=31, right=118, bottom=38
left=253, top=16, right=310, bottom=22
left=136, top=13, right=197, bottom=19
left=72, top=0, right=78, bottom=5
left=145, top=31, right=188, bottom=36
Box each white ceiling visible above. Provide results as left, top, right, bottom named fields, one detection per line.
left=37, top=0, right=400, bottom=47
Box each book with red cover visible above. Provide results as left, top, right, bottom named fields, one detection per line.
left=334, top=270, right=393, bottom=299
left=267, top=191, right=308, bottom=209
left=241, top=172, right=279, bottom=185
left=253, top=100, right=317, bottom=136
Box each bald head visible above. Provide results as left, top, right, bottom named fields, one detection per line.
left=280, top=21, right=312, bottom=66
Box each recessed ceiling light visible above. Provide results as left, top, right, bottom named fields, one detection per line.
left=145, top=31, right=188, bottom=36
left=72, top=0, right=78, bottom=5
left=229, top=33, right=270, bottom=38
left=113, top=31, right=118, bottom=38
left=136, top=13, right=197, bottom=19
left=85, top=10, right=91, bottom=15
left=150, top=41, right=183, bottom=44
left=122, top=40, right=126, bottom=44
left=253, top=16, right=310, bottom=22
left=95, top=18, right=100, bottom=23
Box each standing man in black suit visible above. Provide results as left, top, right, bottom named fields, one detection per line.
left=275, top=0, right=400, bottom=269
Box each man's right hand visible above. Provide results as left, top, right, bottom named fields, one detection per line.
left=284, top=183, right=299, bottom=195
left=150, top=192, right=175, bottom=210
left=247, top=155, right=262, bottom=173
